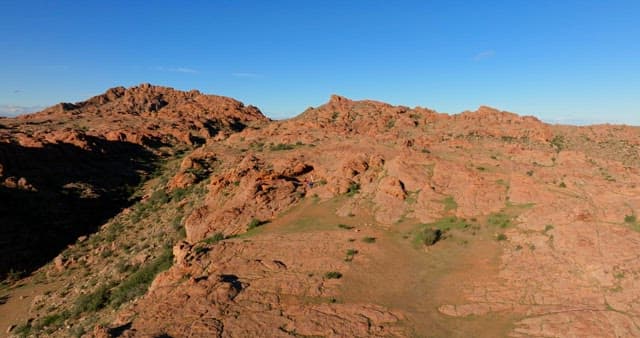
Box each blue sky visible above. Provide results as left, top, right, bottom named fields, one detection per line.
left=1, top=1, right=638, bottom=125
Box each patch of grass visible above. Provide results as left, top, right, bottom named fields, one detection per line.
left=338, top=224, right=355, bottom=230
left=487, top=212, right=512, bottom=228
left=270, top=143, right=303, bottom=151
left=74, top=284, right=111, bottom=314
left=324, top=271, right=343, bottom=279
left=422, top=216, right=470, bottom=232
left=203, top=232, right=225, bottom=244
left=442, top=196, right=458, bottom=211
left=37, top=311, right=71, bottom=331
left=148, top=189, right=170, bottom=205
left=170, top=187, right=189, bottom=201
left=362, top=236, right=376, bottom=243
left=194, top=246, right=209, bottom=255
left=496, top=233, right=507, bottom=241
left=109, top=246, right=173, bottom=308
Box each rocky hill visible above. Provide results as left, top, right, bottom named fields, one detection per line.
left=1, top=85, right=640, bottom=337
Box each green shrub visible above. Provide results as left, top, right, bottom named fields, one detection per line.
left=625, top=215, right=637, bottom=224
left=270, top=143, right=295, bottom=151
left=338, top=224, right=354, bottom=230
left=422, top=228, right=442, bottom=246
left=559, top=182, right=567, bottom=188
left=345, top=249, right=358, bottom=262
left=324, top=271, right=343, bottom=279
left=496, top=233, right=507, bottom=241
left=362, top=237, right=376, bottom=243
left=346, top=183, right=360, bottom=197
left=248, top=218, right=263, bottom=230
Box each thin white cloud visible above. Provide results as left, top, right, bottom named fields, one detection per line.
left=0, top=104, right=45, bottom=117
left=232, top=72, right=261, bottom=78
left=473, top=50, right=495, bottom=61
left=154, top=66, right=198, bottom=74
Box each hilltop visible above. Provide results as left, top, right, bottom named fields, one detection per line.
left=1, top=85, right=640, bottom=337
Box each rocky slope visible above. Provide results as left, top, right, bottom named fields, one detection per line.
left=0, top=84, right=268, bottom=280
left=1, top=86, right=640, bottom=337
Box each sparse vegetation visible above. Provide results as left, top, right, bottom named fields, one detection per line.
left=338, top=224, right=355, bottom=230
left=324, top=271, right=343, bottom=279
left=346, top=182, right=360, bottom=197
left=362, top=237, right=376, bottom=243
left=204, top=232, right=225, bottom=244
left=248, top=218, right=264, bottom=230
left=551, top=135, right=565, bottom=152
left=487, top=212, right=512, bottom=228
left=442, top=196, right=458, bottom=211
left=496, top=233, right=507, bottom=241
left=345, top=249, right=358, bottom=262
left=74, top=284, right=111, bottom=313
left=108, top=246, right=173, bottom=308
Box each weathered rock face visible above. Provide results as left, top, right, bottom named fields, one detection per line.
left=115, top=232, right=404, bottom=337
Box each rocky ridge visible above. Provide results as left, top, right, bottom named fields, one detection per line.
left=1, top=85, right=640, bottom=337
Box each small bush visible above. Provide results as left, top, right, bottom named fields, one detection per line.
left=544, top=224, right=554, bottom=233
left=625, top=215, right=637, bottom=224
left=422, top=228, right=442, bottom=246
left=338, top=224, right=355, bottom=230
left=248, top=218, right=263, bottom=230
left=346, top=183, right=360, bottom=197
left=362, top=237, right=376, bottom=243
left=345, top=249, right=358, bottom=262
left=496, top=233, right=507, bottom=241
left=324, top=271, right=343, bottom=279
left=559, top=182, right=567, bottom=188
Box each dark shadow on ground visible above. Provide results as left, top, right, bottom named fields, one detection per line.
left=0, top=136, right=158, bottom=279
